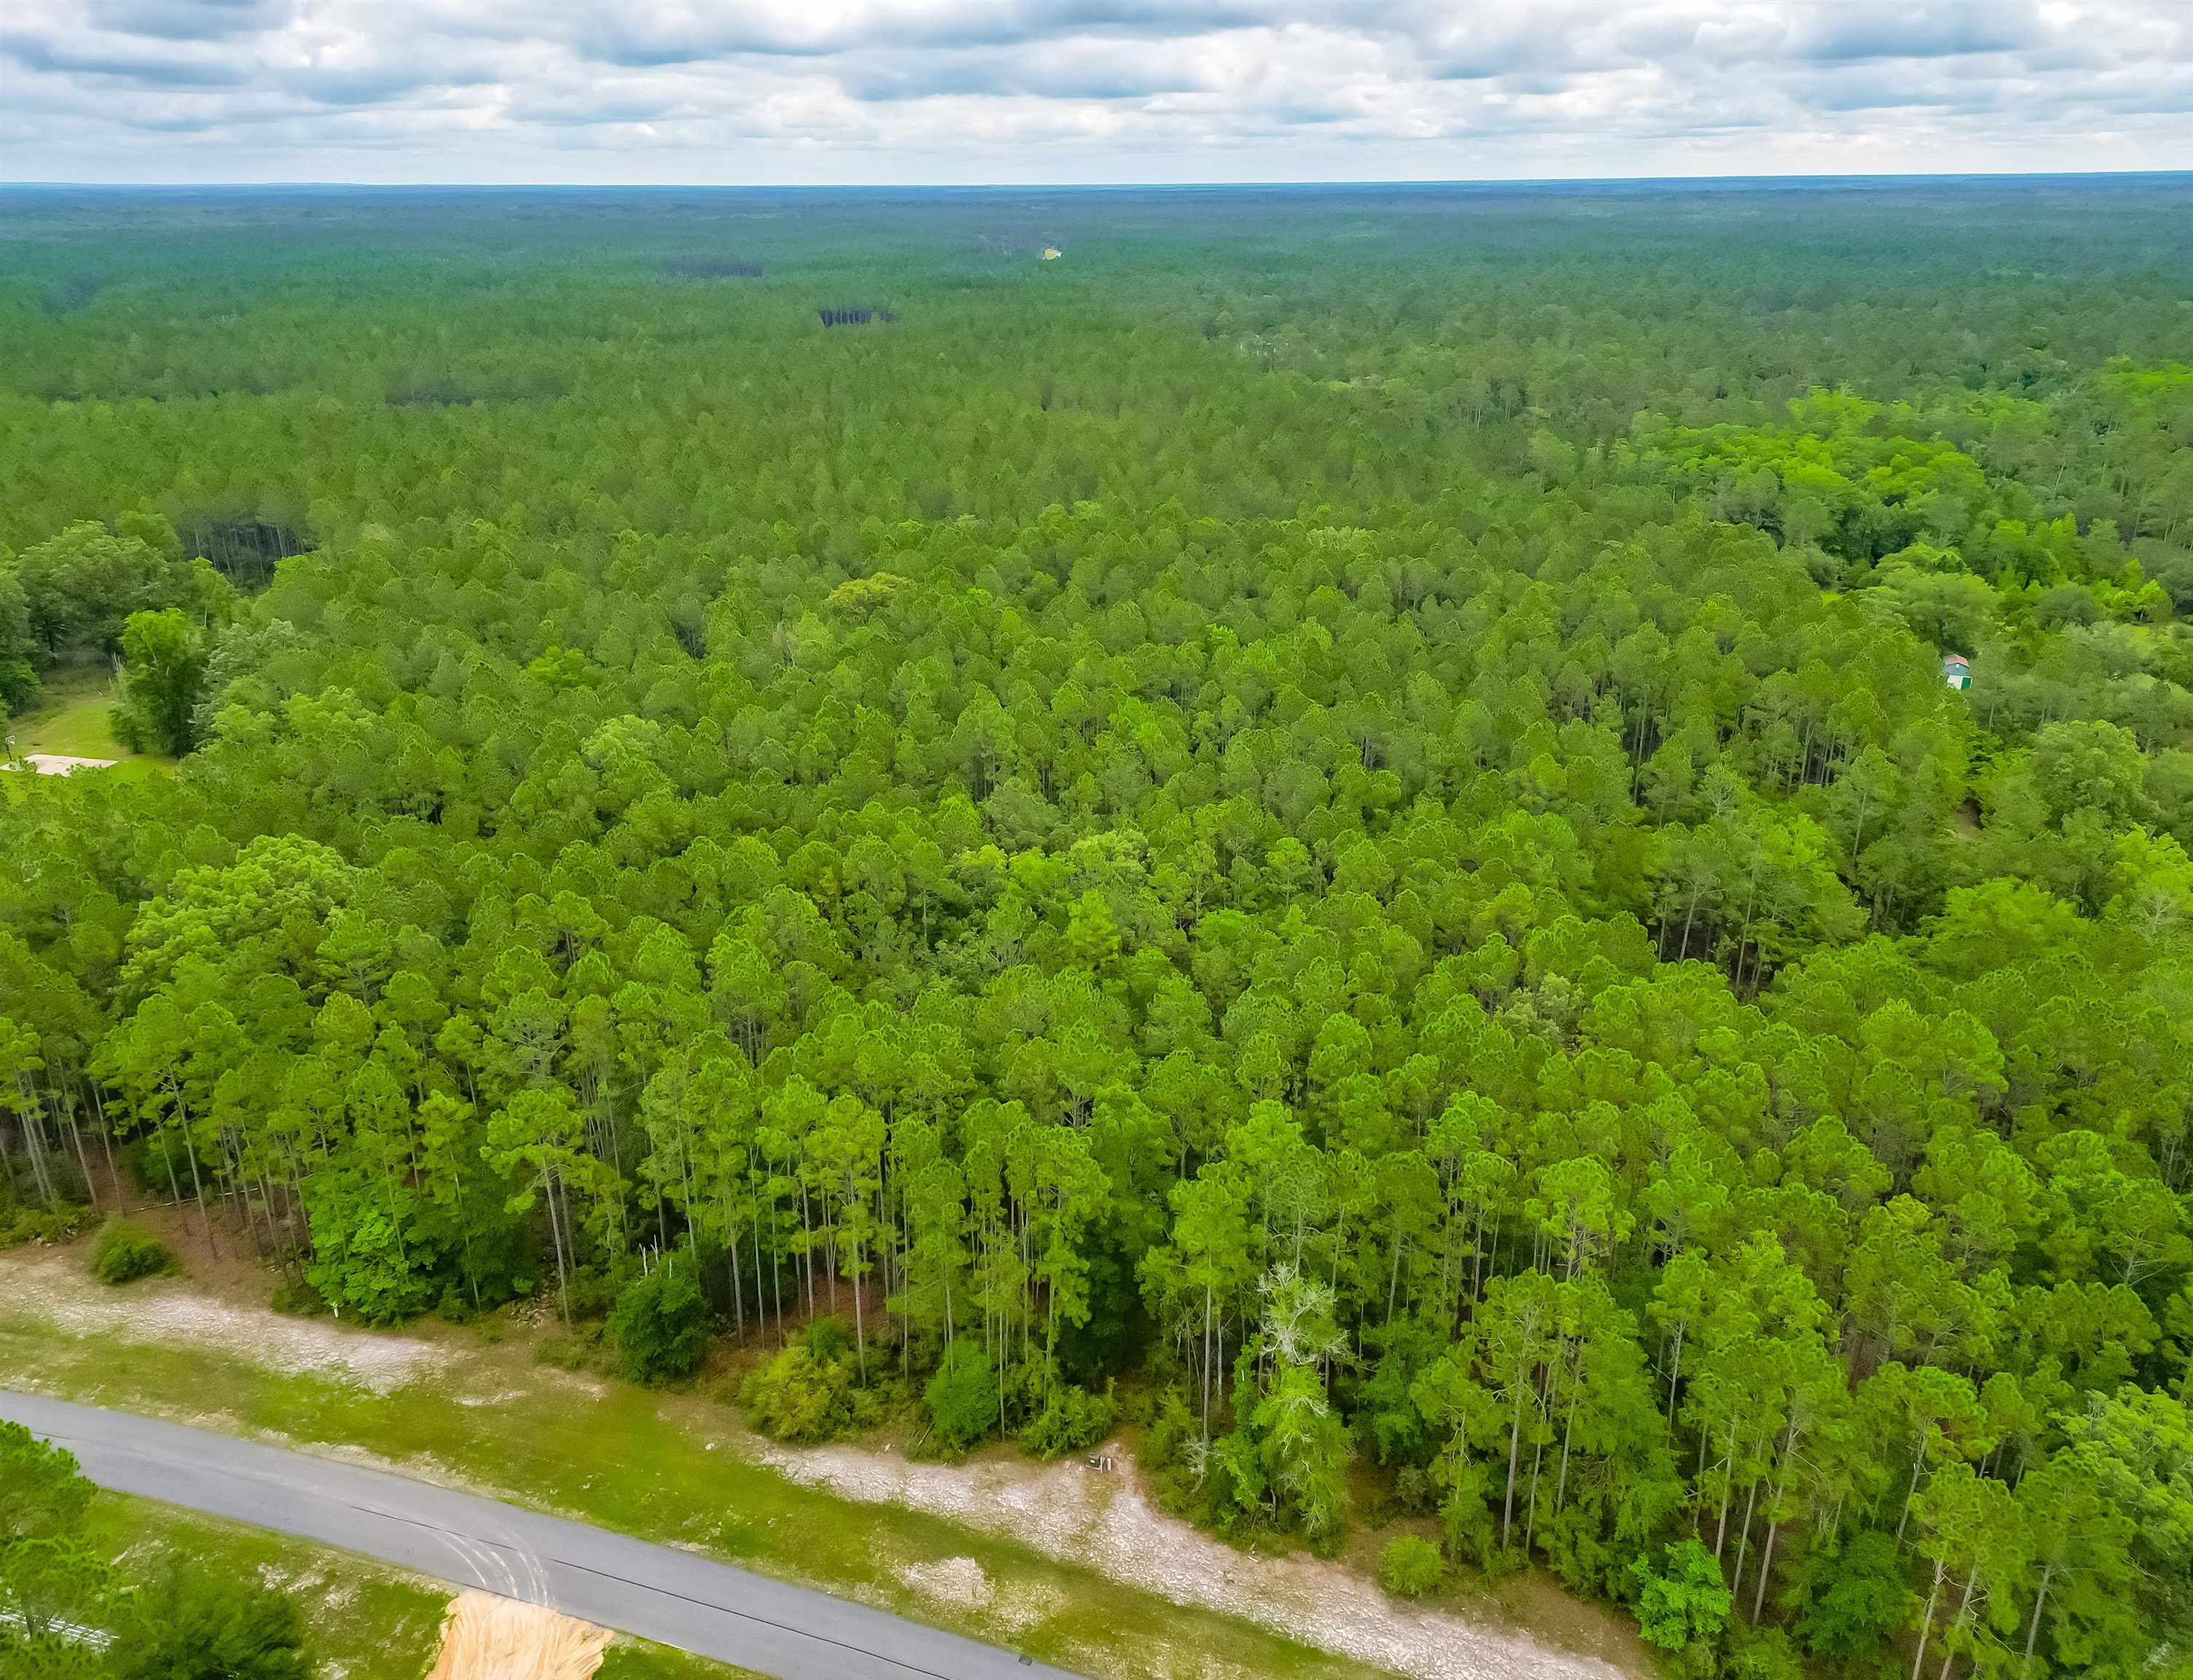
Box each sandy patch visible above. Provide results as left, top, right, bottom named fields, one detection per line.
left=897, top=1552, right=1070, bottom=1639
left=751, top=1441, right=1629, bottom=1680
left=536, top=1369, right=609, bottom=1400
left=901, top=1554, right=995, bottom=1611
left=0, top=1246, right=435, bottom=1394
left=21, top=755, right=117, bottom=774
left=425, top=1591, right=609, bottom=1680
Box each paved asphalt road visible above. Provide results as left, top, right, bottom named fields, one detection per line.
left=1, top=1389, right=1085, bottom=1680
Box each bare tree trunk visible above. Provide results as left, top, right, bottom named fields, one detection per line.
left=1714, top=1408, right=1742, bottom=1555
left=1896, top=1436, right=1927, bottom=1543
left=1731, top=1447, right=1766, bottom=1606
left=20, top=1104, right=57, bottom=1210
left=543, top=1169, right=572, bottom=1321
left=1753, top=1517, right=1781, bottom=1624
left=1938, top=1564, right=1980, bottom=1680
left=1201, top=1280, right=1215, bottom=1442
left=181, top=1123, right=217, bottom=1256
left=1502, top=1382, right=1525, bottom=1549
left=93, top=1085, right=122, bottom=1213
left=68, top=1112, right=98, bottom=1214
left=2022, top=1560, right=2054, bottom=1675
left=1912, top=1558, right=1946, bottom=1680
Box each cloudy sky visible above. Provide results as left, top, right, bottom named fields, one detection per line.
left=4, top=0, right=2190, bottom=183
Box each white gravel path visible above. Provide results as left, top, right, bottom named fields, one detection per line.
left=752, top=1439, right=1633, bottom=1680
left=0, top=1246, right=435, bottom=1393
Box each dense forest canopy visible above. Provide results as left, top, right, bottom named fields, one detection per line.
left=2, top=179, right=2192, bottom=1679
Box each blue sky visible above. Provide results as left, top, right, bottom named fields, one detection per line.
left=4, top=0, right=2189, bottom=183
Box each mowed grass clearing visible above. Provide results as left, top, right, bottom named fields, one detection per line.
left=3, top=661, right=176, bottom=790
left=7, top=659, right=128, bottom=758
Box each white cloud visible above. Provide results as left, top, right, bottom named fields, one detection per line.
left=1, top=0, right=2187, bottom=181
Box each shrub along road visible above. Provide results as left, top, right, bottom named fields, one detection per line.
left=0, top=1388, right=1083, bottom=1680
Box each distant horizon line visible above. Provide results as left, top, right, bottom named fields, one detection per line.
left=6, top=168, right=2192, bottom=193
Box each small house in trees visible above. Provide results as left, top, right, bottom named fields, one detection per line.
left=1941, top=653, right=1971, bottom=691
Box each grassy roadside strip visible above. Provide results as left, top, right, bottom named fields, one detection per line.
left=0, top=1305, right=1387, bottom=1680
left=598, top=1642, right=772, bottom=1680
left=87, top=1491, right=757, bottom=1680
left=85, top=1491, right=449, bottom=1680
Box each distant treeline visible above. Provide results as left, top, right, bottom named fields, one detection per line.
left=662, top=257, right=765, bottom=279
